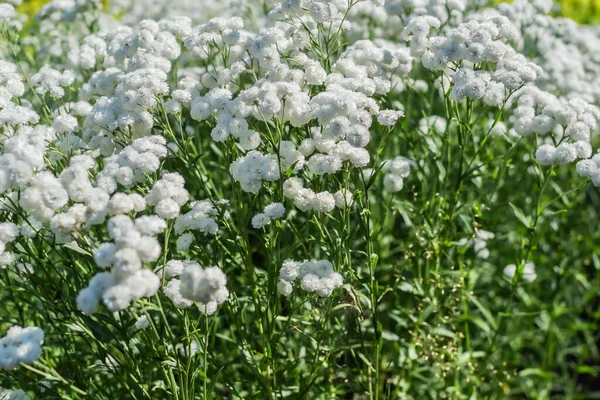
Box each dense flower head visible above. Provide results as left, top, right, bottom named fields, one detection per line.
left=77, top=212, right=166, bottom=314
left=382, top=156, right=415, bottom=193
left=252, top=202, right=285, bottom=228
left=163, top=260, right=229, bottom=314
left=0, top=222, right=19, bottom=244
left=278, top=259, right=343, bottom=297
left=0, top=0, right=600, bottom=397
left=0, top=326, right=44, bottom=370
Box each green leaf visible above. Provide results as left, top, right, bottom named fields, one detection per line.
left=470, top=317, right=491, bottom=333
left=509, top=202, right=531, bottom=229
left=466, top=293, right=498, bottom=330
left=576, top=365, right=599, bottom=376
left=408, top=344, right=418, bottom=360
left=206, top=366, right=224, bottom=397
left=398, top=282, right=415, bottom=293
left=432, top=327, right=457, bottom=340
left=519, top=368, right=555, bottom=379
left=63, top=241, right=93, bottom=257
left=382, top=330, right=400, bottom=341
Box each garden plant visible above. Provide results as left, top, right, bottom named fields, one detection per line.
left=1, top=0, right=600, bottom=398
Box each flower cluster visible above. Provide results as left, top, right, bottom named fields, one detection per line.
left=0, top=222, right=19, bottom=265
left=231, top=151, right=280, bottom=193
left=0, top=326, right=44, bottom=370
left=382, top=156, right=415, bottom=193
left=252, top=202, right=285, bottom=229
left=163, top=260, right=229, bottom=314
left=0, top=126, right=53, bottom=196
left=97, top=136, right=168, bottom=188
left=283, top=178, right=336, bottom=213
left=30, top=65, right=76, bottom=99
left=576, top=152, right=600, bottom=186
left=146, top=172, right=190, bottom=219
left=1, top=0, right=600, bottom=397
left=76, top=214, right=166, bottom=313
left=174, top=200, right=223, bottom=251
left=278, top=259, right=343, bottom=297
left=474, top=0, right=600, bottom=103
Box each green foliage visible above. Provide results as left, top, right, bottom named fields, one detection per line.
left=1, top=2, right=600, bottom=400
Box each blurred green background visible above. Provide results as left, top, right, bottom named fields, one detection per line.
left=555, top=0, right=600, bottom=22
left=16, top=0, right=600, bottom=23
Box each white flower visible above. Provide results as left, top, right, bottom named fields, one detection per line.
left=251, top=213, right=271, bottom=229
left=0, top=326, right=44, bottom=370
left=30, top=65, right=75, bottom=98
left=164, top=279, right=193, bottom=309
left=334, top=189, right=353, bottom=208
left=277, top=279, right=293, bottom=296
left=231, top=151, right=280, bottom=193
left=146, top=172, right=189, bottom=219
left=377, top=110, right=404, bottom=126
left=155, top=198, right=181, bottom=219
left=178, top=341, right=199, bottom=358
left=555, top=142, right=581, bottom=165
left=94, top=243, right=117, bottom=268
left=176, top=233, right=195, bottom=251
left=174, top=199, right=220, bottom=236
left=0, top=223, right=19, bottom=243
left=179, top=264, right=229, bottom=306
left=311, top=192, right=336, bottom=213
left=0, top=388, right=31, bottom=400
left=503, top=261, right=536, bottom=282
left=278, top=259, right=343, bottom=297
left=0, top=4, right=16, bottom=22
left=135, top=216, right=167, bottom=236
left=383, top=174, right=404, bottom=192
left=53, top=114, right=78, bottom=134
left=264, top=203, right=285, bottom=219
left=135, top=315, right=150, bottom=330
left=165, top=260, right=186, bottom=278
left=535, top=144, right=556, bottom=166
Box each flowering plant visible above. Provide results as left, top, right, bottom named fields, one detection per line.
left=1, top=0, right=600, bottom=398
